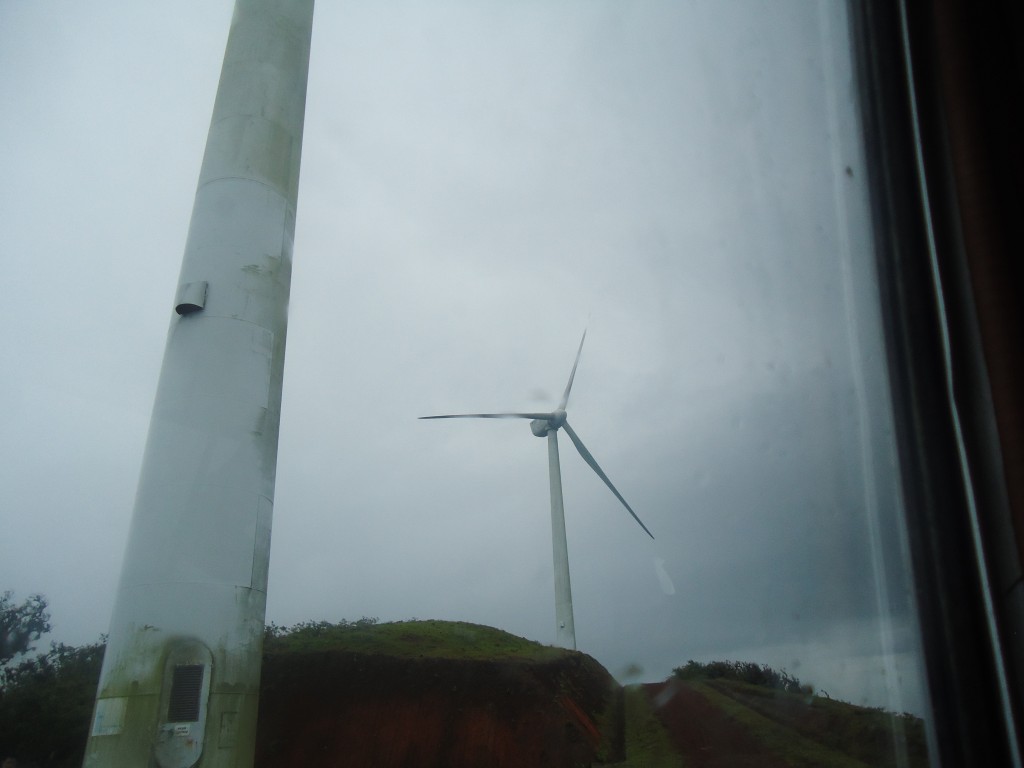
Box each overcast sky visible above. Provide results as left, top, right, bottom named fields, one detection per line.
left=0, top=1, right=928, bottom=715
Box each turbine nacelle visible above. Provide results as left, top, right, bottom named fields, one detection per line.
left=530, top=409, right=567, bottom=437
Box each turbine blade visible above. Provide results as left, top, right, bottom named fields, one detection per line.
left=562, top=421, right=654, bottom=539
left=419, top=412, right=553, bottom=420
left=559, top=329, right=588, bottom=410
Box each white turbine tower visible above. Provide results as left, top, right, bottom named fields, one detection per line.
left=421, top=331, right=653, bottom=650
left=83, top=1, right=312, bottom=765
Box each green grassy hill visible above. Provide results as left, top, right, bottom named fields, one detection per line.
left=0, top=620, right=928, bottom=767
left=256, top=619, right=622, bottom=766
left=263, top=617, right=567, bottom=661
left=627, top=676, right=928, bottom=768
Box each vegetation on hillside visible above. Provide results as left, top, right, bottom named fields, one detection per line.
left=264, top=617, right=566, bottom=662
left=612, top=686, right=682, bottom=767
left=0, top=639, right=104, bottom=768
left=1, top=592, right=51, bottom=666
left=257, top=624, right=618, bottom=767
left=0, top=610, right=928, bottom=768
left=701, top=677, right=928, bottom=767
left=673, top=658, right=809, bottom=694
left=661, top=659, right=927, bottom=766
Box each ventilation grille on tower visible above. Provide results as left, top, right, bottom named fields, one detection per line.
left=167, top=664, right=204, bottom=722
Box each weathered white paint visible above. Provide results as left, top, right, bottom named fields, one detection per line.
left=83, top=1, right=313, bottom=765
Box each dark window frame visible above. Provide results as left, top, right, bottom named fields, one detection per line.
left=851, top=0, right=1024, bottom=764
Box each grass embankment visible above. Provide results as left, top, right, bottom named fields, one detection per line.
left=702, top=679, right=927, bottom=768
left=257, top=619, right=622, bottom=767
left=691, top=681, right=871, bottom=768
left=605, top=685, right=683, bottom=768
left=263, top=618, right=566, bottom=662
left=1, top=622, right=929, bottom=768
left=635, top=674, right=928, bottom=768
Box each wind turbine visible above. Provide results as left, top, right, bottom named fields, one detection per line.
left=421, top=331, right=653, bottom=650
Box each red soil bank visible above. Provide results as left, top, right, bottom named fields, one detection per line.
left=643, top=680, right=789, bottom=768
left=255, top=650, right=623, bottom=767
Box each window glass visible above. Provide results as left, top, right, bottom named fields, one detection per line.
left=0, top=1, right=932, bottom=764
left=277, top=0, right=928, bottom=727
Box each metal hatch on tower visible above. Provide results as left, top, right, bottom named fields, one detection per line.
left=154, top=640, right=213, bottom=768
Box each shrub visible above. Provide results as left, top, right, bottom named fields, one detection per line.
left=0, top=640, right=105, bottom=767
left=671, top=659, right=806, bottom=694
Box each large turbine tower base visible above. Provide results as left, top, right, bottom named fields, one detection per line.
left=83, top=1, right=313, bottom=765
left=547, top=430, right=576, bottom=650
